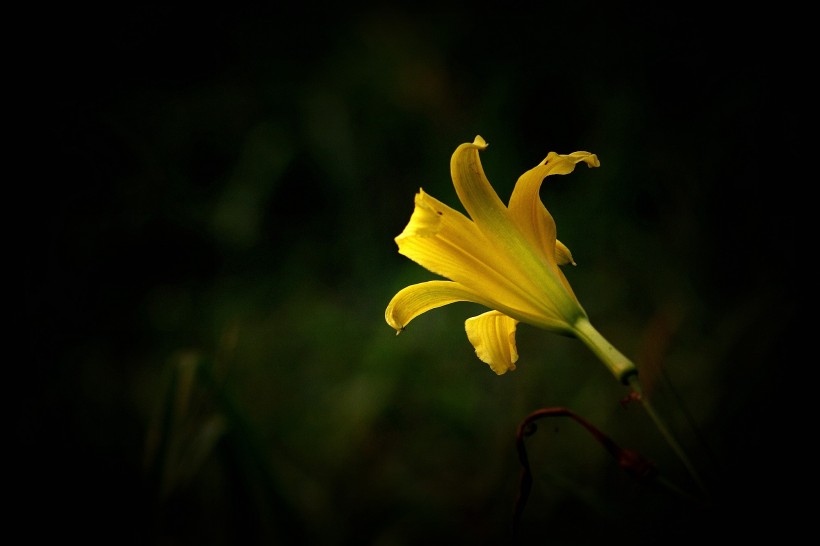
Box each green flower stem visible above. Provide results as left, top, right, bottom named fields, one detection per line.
left=627, top=373, right=710, bottom=499
left=573, top=317, right=709, bottom=499
left=572, top=317, right=637, bottom=384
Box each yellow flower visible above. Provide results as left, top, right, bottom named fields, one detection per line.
left=385, top=136, right=636, bottom=383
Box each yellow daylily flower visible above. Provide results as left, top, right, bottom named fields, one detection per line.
left=385, top=136, right=637, bottom=384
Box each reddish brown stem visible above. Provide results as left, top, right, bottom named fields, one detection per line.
left=512, top=407, right=658, bottom=539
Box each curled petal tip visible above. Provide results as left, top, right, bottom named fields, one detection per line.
left=473, top=135, right=488, bottom=148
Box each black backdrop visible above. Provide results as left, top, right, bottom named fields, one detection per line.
left=20, top=4, right=804, bottom=545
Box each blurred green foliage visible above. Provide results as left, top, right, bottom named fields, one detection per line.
left=22, top=4, right=802, bottom=545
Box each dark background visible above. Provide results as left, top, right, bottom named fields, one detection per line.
left=20, top=4, right=803, bottom=545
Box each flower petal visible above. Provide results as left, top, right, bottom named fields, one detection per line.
left=394, top=190, right=501, bottom=287
left=395, top=190, right=558, bottom=326
left=465, top=311, right=519, bottom=374
left=385, top=280, right=479, bottom=333
left=508, top=151, right=600, bottom=263
left=449, top=136, right=508, bottom=230
left=449, top=136, right=550, bottom=269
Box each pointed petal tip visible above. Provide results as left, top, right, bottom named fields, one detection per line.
left=554, top=240, right=577, bottom=267
left=388, top=320, right=404, bottom=335
left=473, top=135, right=488, bottom=149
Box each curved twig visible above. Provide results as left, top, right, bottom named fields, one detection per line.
left=512, top=407, right=658, bottom=539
